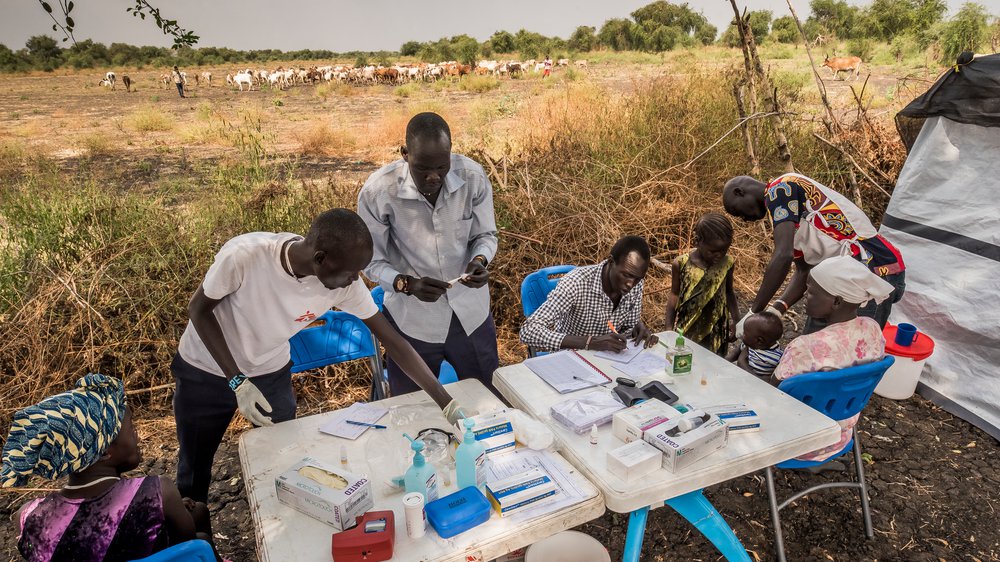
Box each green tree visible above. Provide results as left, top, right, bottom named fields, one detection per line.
left=400, top=41, right=421, bottom=57
left=808, top=0, right=860, bottom=38
left=860, top=0, right=928, bottom=40
left=490, top=30, right=515, bottom=53
left=771, top=15, right=801, bottom=44
left=599, top=18, right=634, bottom=50
left=514, top=29, right=547, bottom=58
left=695, top=23, right=718, bottom=45
left=25, top=35, right=61, bottom=69
left=451, top=34, right=480, bottom=65
left=941, top=2, right=992, bottom=62
left=913, top=0, right=949, bottom=29
left=748, top=10, right=773, bottom=43
left=568, top=25, right=597, bottom=52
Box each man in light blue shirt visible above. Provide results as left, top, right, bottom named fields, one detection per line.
left=358, top=112, right=500, bottom=395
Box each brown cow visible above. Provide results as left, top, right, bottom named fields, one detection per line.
left=822, top=55, right=863, bottom=80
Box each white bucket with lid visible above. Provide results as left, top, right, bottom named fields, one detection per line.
left=524, top=531, right=610, bottom=562
left=875, top=323, right=935, bottom=400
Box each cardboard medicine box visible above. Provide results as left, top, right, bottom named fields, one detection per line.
left=607, top=440, right=662, bottom=481
left=612, top=400, right=682, bottom=444
left=275, top=457, right=373, bottom=531
left=643, top=410, right=729, bottom=473
left=485, top=467, right=558, bottom=517
left=702, top=403, right=761, bottom=433
left=455, top=409, right=516, bottom=457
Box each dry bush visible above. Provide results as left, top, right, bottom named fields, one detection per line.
left=0, top=69, right=907, bottom=427
left=295, top=122, right=357, bottom=156
left=75, top=131, right=118, bottom=157
left=459, top=75, right=501, bottom=94
left=127, top=106, right=174, bottom=132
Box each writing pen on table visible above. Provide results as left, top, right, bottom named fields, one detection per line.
left=345, top=420, right=387, bottom=429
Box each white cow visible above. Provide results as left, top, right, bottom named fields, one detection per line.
left=233, top=72, right=254, bottom=91
left=103, top=71, right=117, bottom=90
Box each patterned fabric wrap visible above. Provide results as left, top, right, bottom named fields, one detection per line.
left=674, top=253, right=735, bottom=355
left=1, top=374, right=126, bottom=488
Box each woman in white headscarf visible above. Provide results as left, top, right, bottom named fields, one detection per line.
left=772, top=255, right=895, bottom=463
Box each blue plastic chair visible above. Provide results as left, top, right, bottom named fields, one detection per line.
left=131, top=539, right=215, bottom=561
left=764, top=356, right=895, bottom=562
left=519, top=265, right=576, bottom=357
left=289, top=306, right=385, bottom=401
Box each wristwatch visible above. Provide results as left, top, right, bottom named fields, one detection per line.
left=393, top=274, right=410, bottom=294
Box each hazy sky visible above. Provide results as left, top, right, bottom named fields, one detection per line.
left=2, top=0, right=997, bottom=52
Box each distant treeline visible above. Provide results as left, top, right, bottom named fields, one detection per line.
left=3, top=0, right=997, bottom=73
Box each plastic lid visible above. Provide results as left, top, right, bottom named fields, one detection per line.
left=883, top=324, right=935, bottom=360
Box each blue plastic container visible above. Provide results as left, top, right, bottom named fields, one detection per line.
left=425, top=487, right=491, bottom=538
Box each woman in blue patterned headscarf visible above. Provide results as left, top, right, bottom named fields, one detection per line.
left=2, top=375, right=223, bottom=562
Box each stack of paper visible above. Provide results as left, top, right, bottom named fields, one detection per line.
left=550, top=391, right=626, bottom=433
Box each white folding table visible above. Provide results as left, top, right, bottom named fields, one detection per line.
left=493, top=331, right=842, bottom=562
left=239, top=379, right=605, bottom=562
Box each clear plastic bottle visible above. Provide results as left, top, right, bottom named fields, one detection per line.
left=455, top=418, right=487, bottom=490
left=403, top=434, right=440, bottom=502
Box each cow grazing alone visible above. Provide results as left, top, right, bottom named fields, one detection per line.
left=122, top=75, right=132, bottom=92
left=822, top=55, right=862, bottom=80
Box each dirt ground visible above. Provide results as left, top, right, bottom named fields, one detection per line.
left=2, top=54, right=995, bottom=561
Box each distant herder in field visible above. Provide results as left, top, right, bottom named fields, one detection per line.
left=822, top=55, right=863, bottom=80
left=357, top=112, right=501, bottom=396
left=172, top=65, right=185, bottom=98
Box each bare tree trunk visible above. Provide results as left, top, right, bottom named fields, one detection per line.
left=730, top=0, right=793, bottom=172
left=785, top=0, right=839, bottom=135
left=733, top=83, right=761, bottom=176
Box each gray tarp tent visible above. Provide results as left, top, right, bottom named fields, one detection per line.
left=880, top=52, right=1000, bottom=440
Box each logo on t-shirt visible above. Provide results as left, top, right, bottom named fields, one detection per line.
left=295, top=311, right=317, bottom=323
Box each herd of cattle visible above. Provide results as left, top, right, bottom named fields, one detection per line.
left=96, top=58, right=588, bottom=93
left=97, top=54, right=868, bottom=93
left=212, top=58, right=590, bottom=91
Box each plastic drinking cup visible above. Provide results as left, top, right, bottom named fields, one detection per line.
left=895, top=323, right=917, bottom=346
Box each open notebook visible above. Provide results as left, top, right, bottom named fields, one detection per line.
left=524, top=350, right=612, bottom=393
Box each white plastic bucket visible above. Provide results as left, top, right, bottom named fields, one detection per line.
left=875, top=324, right=935, bottom=400
left=524, top=531, right=610, bottom=562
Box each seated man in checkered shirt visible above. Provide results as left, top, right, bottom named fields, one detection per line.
left=519, top=236, right=659, bottom=353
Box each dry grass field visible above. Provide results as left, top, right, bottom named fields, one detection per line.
left=2, top=45, right=999, bottom=561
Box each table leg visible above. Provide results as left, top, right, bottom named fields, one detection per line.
left=622, top=506, right=649, bottom=562
left=665, top=489, right=751, bottom=562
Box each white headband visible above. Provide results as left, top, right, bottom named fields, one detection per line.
left=811, top=256, right=895, bottom=305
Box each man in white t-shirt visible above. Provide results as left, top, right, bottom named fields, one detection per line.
left=172, top=208, right=469, bottom=502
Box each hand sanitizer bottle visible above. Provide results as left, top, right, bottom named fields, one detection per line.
left=456, top=418, right=487, bottom=490
left=671, top=330, right=693, bottom=376
left=403, top=434, right=440, bottom=502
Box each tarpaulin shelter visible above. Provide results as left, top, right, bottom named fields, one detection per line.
left=880, top=52, right=1000, bottom=440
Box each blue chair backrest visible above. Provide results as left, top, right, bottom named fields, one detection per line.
left=131, top=539, right=215, bottom=562
left=520, top=265, right=576, bottom=318
left=289, top=310, right=377, bottom=373
left=778, top=356, right=895, bottom=421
